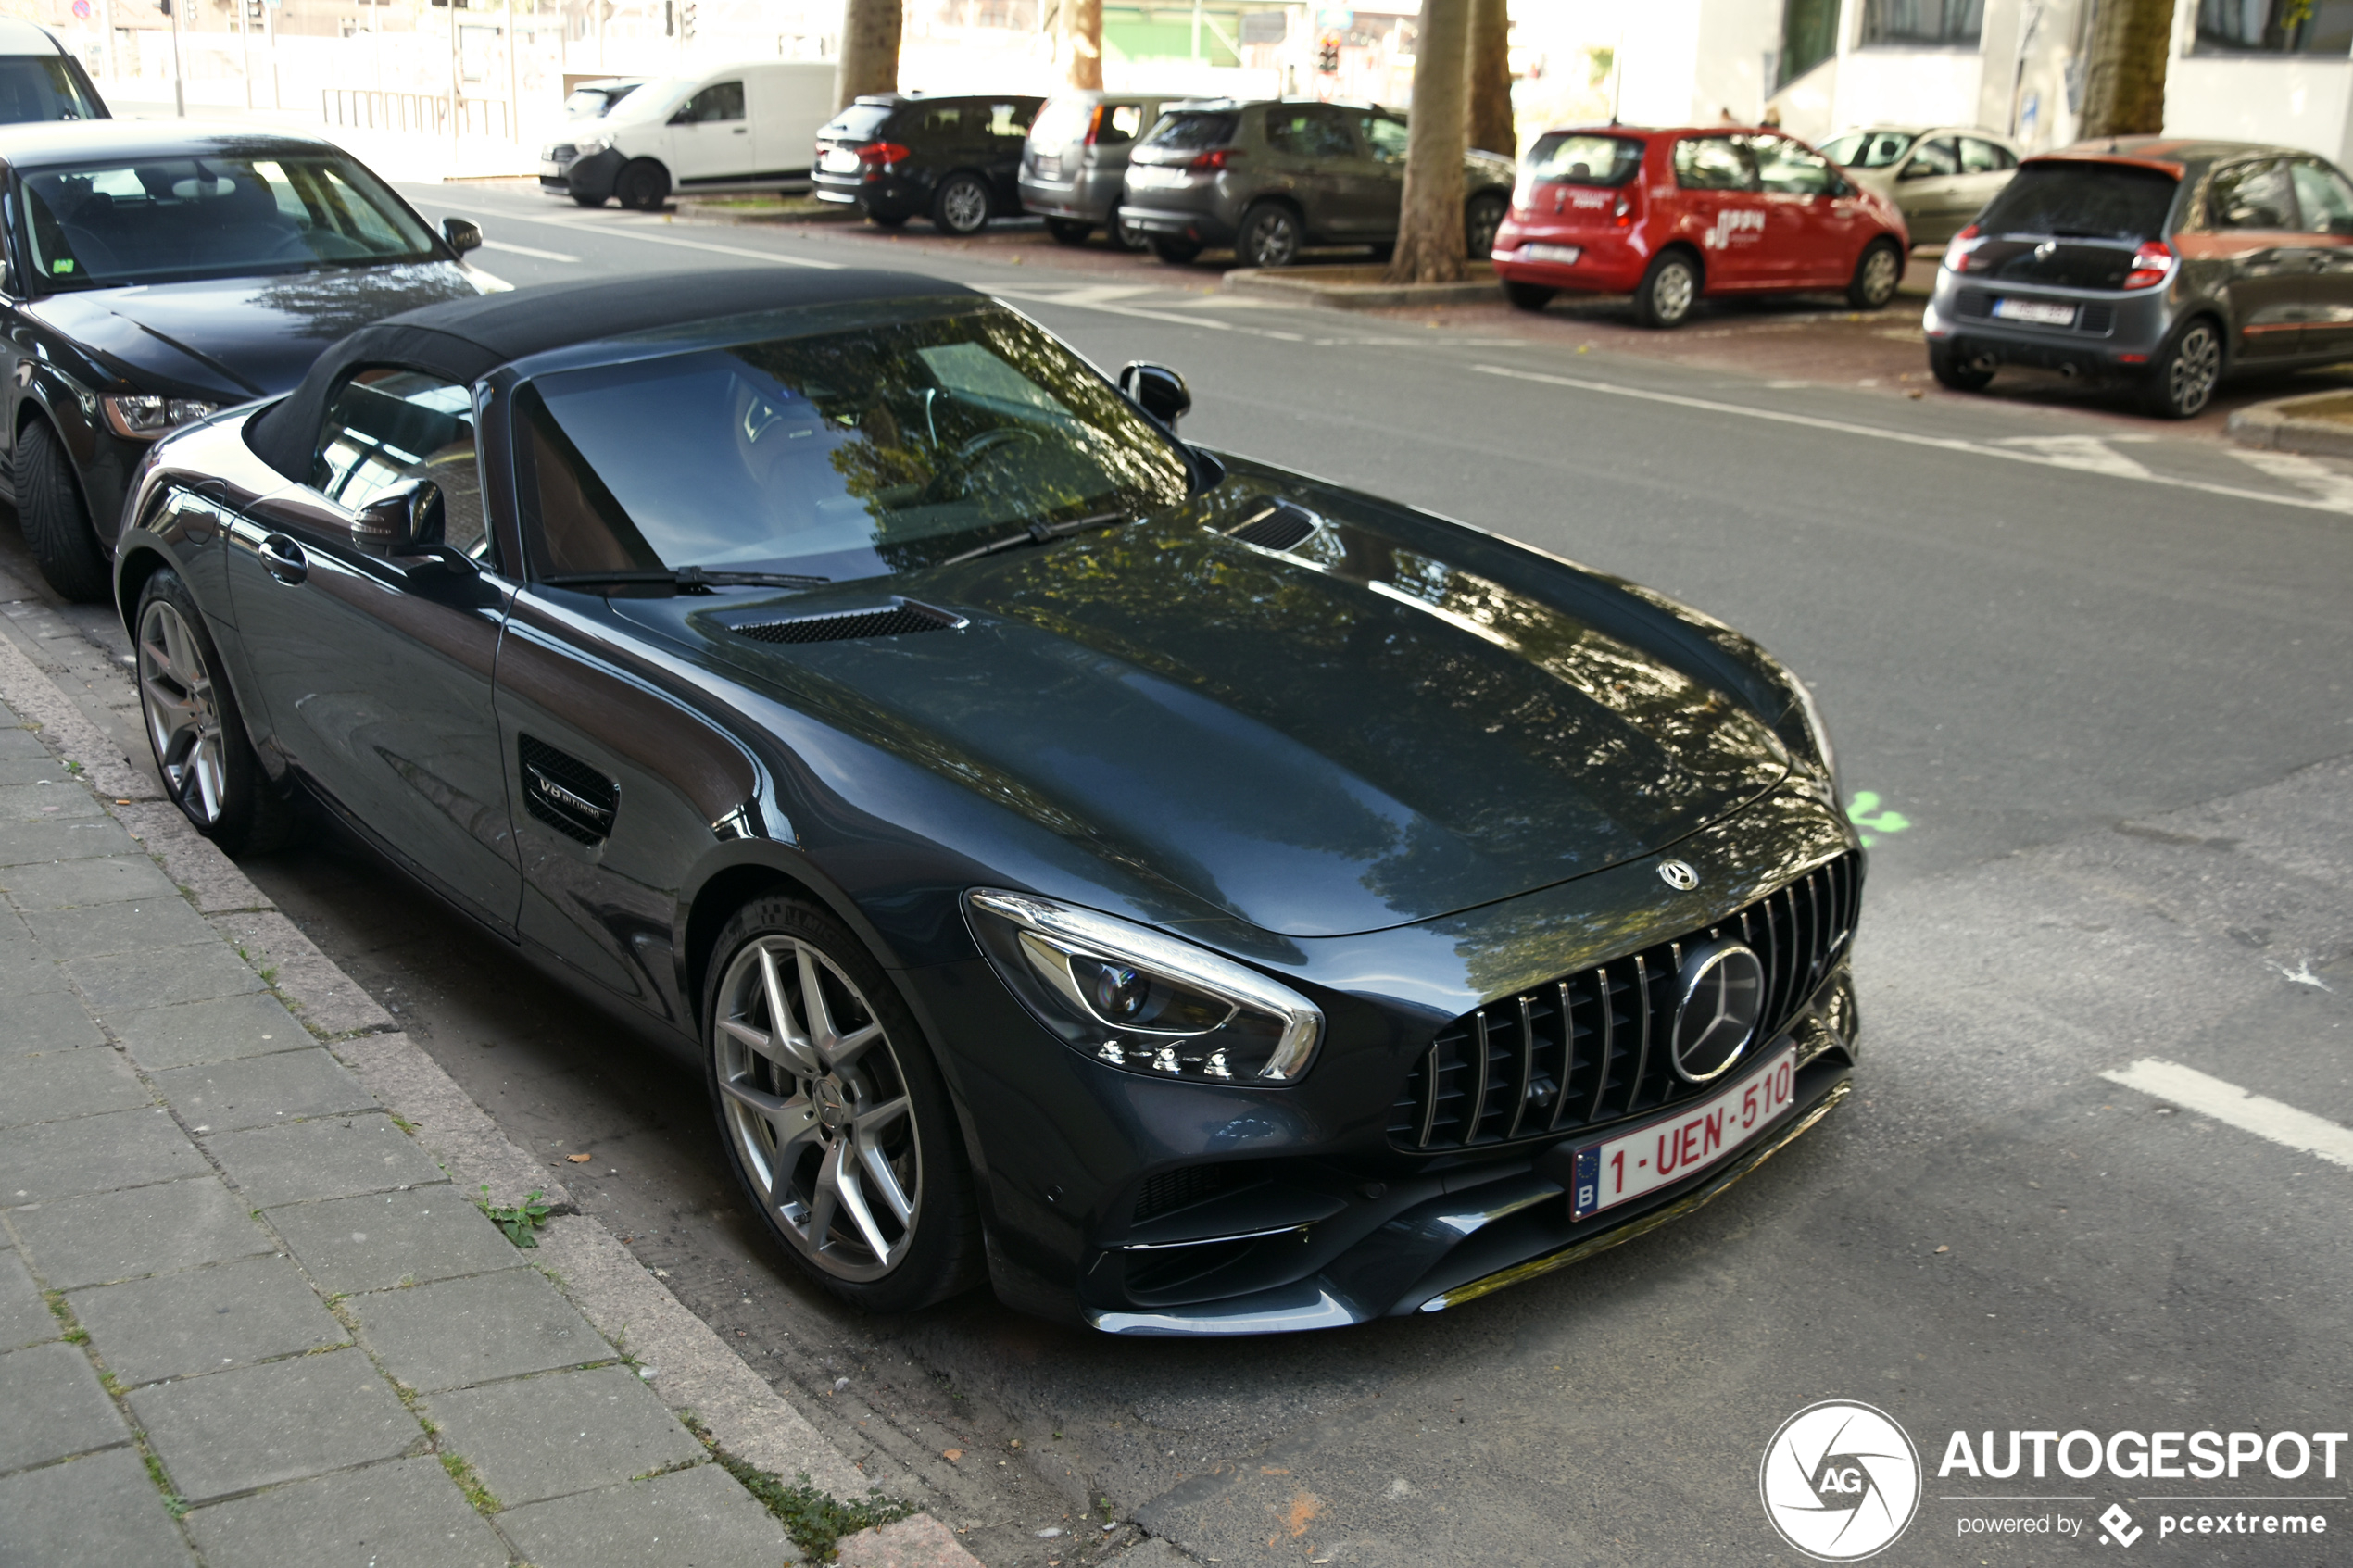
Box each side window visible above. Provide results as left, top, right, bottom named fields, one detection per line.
left=1101, top=103, right=1144, bottom=144
left=921, top=104, right=963, bottom=136
left=1753, top=135, right=1837, bottom=194
left=311, top=370, right=491, bottom=563
left=1673, top=136, right=1755, bottom=192
left=988, top=102, right=1033, bottom=139
left=2290, top=158, right=2353, bottom=233
left=1355, top=112, right=1411, bottom=164
left=1958, top=137, right=2015, bottom=173
left=1903, top=137, right=1959, bottom=179
left=1265, top=106, right=1353, bottom=159
left=673, top=81, right=745, bottom=124
left=2208, top=159, right=2295, bottom=228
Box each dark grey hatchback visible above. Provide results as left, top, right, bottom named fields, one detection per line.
left=1116, top=98, right=1515, bottom=267
left=1925, top=137, right=2353, bottom=417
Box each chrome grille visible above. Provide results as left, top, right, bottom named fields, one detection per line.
left=1388, top=854, right=1861, bottom=1151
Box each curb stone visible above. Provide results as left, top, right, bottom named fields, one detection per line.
left=1220, top=260, right=1501, bottom=310
left=0, top=588, right=989, bottom=1563
left=2223, top=391, right=2353, bottom=459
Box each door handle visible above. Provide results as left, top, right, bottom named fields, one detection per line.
left=258, top=532, right=308, bottom=584
left=733, top=127, right=748, bottom=134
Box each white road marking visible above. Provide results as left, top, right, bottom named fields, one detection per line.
left=976, top=283, right=1310, bottom=341
left=419, top=194, right=843, bottom=268
left=1990, top=434, right=2154, bottom=480
left=481, top=239, right=580, bottom=262
left=2228, top=446, right=2353, bottom=511
left=1472, top=363, right=2353, bottom=516
left=2100, top=1059, right=2353, bottom=1170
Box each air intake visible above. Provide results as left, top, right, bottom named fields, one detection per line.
left=1226, top=501, right=1320, bottom=554
left=730, top=601, right=965, bottom=645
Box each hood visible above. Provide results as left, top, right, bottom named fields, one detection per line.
left=628, top=482, right=1790, bottom=940
left=29, top=263, right=484, bottom=398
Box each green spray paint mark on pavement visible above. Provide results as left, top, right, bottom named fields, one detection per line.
left=1846, top=791, right=1910, bottom=848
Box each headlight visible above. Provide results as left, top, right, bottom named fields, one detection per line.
left=966, top=889, right=1323, bottom=1084
left=574, top=134, right=610, bottom=157
left=103, top=395, right=219, bottom=439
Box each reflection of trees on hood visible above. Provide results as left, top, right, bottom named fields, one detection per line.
left=241, top=264, right=479, bottom=345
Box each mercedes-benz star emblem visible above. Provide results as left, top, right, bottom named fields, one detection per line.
left=2034, top=239, right=2057, bottom=260
left=1669, top=938, right=1765, bottom=1084
left=1657, top=859, right=1700, bottom=891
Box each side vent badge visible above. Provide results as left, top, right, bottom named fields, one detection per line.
left=520, top=734, right=619, bottom=846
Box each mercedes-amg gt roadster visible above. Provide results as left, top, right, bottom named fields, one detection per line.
left=114, top=270, right=1863, bottom=1334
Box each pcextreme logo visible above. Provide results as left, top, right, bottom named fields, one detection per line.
left=1760, top=1400, right=1923, bottom=1561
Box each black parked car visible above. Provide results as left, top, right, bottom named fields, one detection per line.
left=0, top=17, right=107, bottom=122
left=812, top=94, right=1044, bottom=234
left=1, top=120, right=497, bottom=600
left=1117, top=98, right=1516, bottom=267
left=118, top=269, right=1862, bottom=1333
left=1927, top=137, right=2353, bottom=417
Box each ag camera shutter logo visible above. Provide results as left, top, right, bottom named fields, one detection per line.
left=1760, top=1400, right=1922, bottom=1561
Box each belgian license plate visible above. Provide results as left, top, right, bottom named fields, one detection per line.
left=1521, top=243, right=1582, bottom=264
left=1993, top=297, right=2076, bottom=327
left=1035, top=155, right=1061, bottom=179
left=820, top=146, right=860, bottom=173
left=1568, top=1046, right=1797, bottom=1222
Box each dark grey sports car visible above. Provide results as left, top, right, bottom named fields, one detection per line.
left=115, top=270, right=1862, bottom=1334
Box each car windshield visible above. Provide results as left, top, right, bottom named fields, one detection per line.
left=824, top=103, right=896, bottom=141
left=1522, top=132, right=1642, bottom=186
left=564, top=82, right=639, bottom=118
left=1821, top=130, right=1914, bottom=169
left=1139, top=110, right=1237, bottom=153
left=518, top=303, right=1194, bottom=584
left=0, top=55, right=101, bottom=122
left=1975, top=161, right=2178, bottom=240
left=21, top=152, right=440, bottom=291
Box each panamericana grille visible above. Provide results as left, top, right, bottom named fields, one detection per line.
left=1388, top=854, right=1861, bottom=1152
left=731, top=602, right=963, bottom=645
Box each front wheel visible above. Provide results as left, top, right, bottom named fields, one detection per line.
left=614, top=158, right=670, bottom=212
left=134, top=568, right=298, bottom=855
left=17, top=419, right=109, bottom=603
left=1239, top=202, right=1302, bottom=269
left=1504, top=280, right=1556, bottom=312
left=1044, top=217, right=1093, bottom=246
left=931, top=172, right=992, bottom=234
left=1465, top=192, right=1508, bottom=258
left=1633, top=249, right=1701, bottom=329
left=2141, top=319, right=2223, bottom=420
left=1847, top=238, right=1903, bottom=310
left=703, top=896, right=981, bottom=1312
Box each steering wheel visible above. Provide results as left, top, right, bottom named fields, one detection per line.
left=920, top=426, right=1044, bottom=504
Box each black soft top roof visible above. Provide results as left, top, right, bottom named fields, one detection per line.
left=245, top=267, right=975, bottom=482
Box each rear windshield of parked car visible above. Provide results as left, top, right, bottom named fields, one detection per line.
left=825, top=103, right=895, bottom=141
left=1974, top=161, right=2178, bottom=241
left=20, top=153, right=440, bottom=291
left=1139, top=111, right=1238, bottom=153
left=0, top=56, right=101, bottom=122
left=1522, top=133, right=1642, bottom=186
left=1029, top=96, right=1093, bottom=147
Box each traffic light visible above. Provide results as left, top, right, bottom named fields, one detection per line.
left=1315, top=31, right=1340, bottom=72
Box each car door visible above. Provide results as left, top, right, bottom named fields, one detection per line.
left=1353, top=108, right=1412, bottom=239
left=1953, top=136, right=2019, bottom=241
left=1671, top=134, right=1773, bottom=286
left=2202, top=158, right=2314, bottom=359
left=2287, top=157, right=2353, bottom=358
left=221, top=370, right=522, bottom=934
left=985, top=99, right=1037, bottom=207
left=1749, top=133, right=1850, bottom=285
left=665, top=79, right=750, bottom=182
left=1894, top=135, right=1963, bottom=245
left=1260, top=103, right=1358, bottom=235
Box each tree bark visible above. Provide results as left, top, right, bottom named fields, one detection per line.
left=2077, top=0, right=2172, bottom=139
left=1387, top=0, right=1471, bottom=285
left=835, top=0, right=903, bottom=113
left=1067, top=0, right=1103, bottom=89
left=1466, top=0, right=1512, bottom=159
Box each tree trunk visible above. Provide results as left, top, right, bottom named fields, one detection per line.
left=1466, top=0, right=1512, bottom=159
left=1068, top=0, right=1103, bottom=89
left=835, top=0, right=903, bottom=112
left=1388, top=0, right=1471, bottom=285
left=2077, top=0, right=2171, bottom=139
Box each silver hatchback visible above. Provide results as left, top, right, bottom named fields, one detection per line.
left=1019, top=91, right=1177, bottom=250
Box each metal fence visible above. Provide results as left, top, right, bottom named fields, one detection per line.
left=321, top=88, right=511, bottom=139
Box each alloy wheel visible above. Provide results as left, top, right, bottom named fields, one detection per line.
left=1858, top=245, right=1900, bottom=307
left=940, top=178, right=988, bottom=233
left=2170, top=324, right=2221, bottom=415
left=713, top=935, right=922, bottom=1281
left=1246, top=209, right=1299, bottom=268
left=1654, top=260, right=1696, bottom=322
left=137, top=598, right=225, bottom=826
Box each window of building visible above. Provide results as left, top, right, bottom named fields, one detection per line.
left=2196, top=0, right=2353, bottom=53
left=1779, top=0, right=1841, bottom=88
left=1860, top=0, right=1985, bottom=46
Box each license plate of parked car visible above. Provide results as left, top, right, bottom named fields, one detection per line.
left=1992, top=297, right=2076, bottom=327
left=1521, top=244, right=1582, bottom=263
left=820, top=147, right=860, bottom=172
left=1568, top=1046, right=1798, bottom=1222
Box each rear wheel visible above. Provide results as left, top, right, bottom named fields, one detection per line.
left=1239, top=202, right=1302, bottom=269
left=932, top=172, right=992, bottom=234
left=703, top=895, right=981, bottom=1312
left=614, top=158, right=670, bottom=212
left=1928, top=341, right=1994, bottom=393
left=1847, top=238, right=1903, bottom=310
left=1043, top=217, right=1093, bottom=245
left=1465, top=191, right=1508, bottom=258
left=570, top=190, right=607, bottom=208
left=1504, top=280, right=1556, bottom=313
left=1151, top=237, right=1202, bottom=265
left=134, top=568, right=298, bottom=856
left=18, top=419, right=109, bottom=603
left=1633, top=249, right=1701, bottom=329
left=2141, top=318, right=2223, bottom=419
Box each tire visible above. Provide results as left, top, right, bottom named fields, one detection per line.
left=1044, top=217, right=1093, bottom=246
left=1633, top=248, right=1701, bottom=329
left=1928, top=341, right=1995, bottom=393
left=931, top=172, right=991, bottom=235
left=17, top=419, right=110, bottom=603
left=2141, top=318, right=2224, bottom=420
left=1111, top=210, right=1151, bottom=252
left=1847, top=237, right=1903, bottom=310
left=1239, top=201, right=1302, bottom=269
left=702, top=895, right=982, bottom=1313
left=1151, top=237, right=1202, bottom=265
left=133, top=567, right=298, bottom=856
left=1504, top=280, right=1556, bottom=313
left=1465, top=191, right=1508, bottom=258
left=614, top=158, right=670, bottom=212
left=866, top=211, right=909, bottom=229
left=570, top=190, right=607, bottom=208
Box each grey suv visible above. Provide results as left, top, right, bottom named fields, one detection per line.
left=1116, top=98, right=1514, bottom=268
left=1925, top=137, right=2353, bottom=418
left=1019, top=91, right=1177, bottom=250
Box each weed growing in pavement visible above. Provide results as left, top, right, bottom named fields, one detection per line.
left=476, top=1185, right=552, bottom=1247
left=45, top=1292, right=88, bottom=1344
left=680, top=1414, right=913, bottom=1560
left=141, top=1449, right=188, bottom=1518
left=439, top=1451, right=500, bottom=1513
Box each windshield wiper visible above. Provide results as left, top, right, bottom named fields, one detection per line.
left=938, top=510, right=1128, bottom=568
left=540, top=566, right=829, bottom=592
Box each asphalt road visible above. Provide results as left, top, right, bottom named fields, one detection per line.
left=45, top=187, right=2353, bottom=1567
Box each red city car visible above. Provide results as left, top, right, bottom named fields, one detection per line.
left=1492, top=126, right=1911, bottom=327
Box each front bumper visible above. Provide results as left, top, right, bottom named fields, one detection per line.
left=1923, top=267, right=2174, bottom=375
left=541, top=146, right=623, bottom=200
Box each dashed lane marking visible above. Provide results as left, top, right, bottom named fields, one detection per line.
left=2099, top=1059, right=2353, bottom=1170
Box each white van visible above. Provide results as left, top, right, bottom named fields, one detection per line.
left=541, top=60, right=836, bottom=211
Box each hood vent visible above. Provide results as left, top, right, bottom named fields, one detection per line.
left=1225, top=500, right=1321, bottom=555
left=731, top=600, right=966, bottom=646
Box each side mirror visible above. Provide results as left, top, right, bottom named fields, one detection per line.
left=351, top=479, right=444, bottom=556
left=1898, top=160, right=1932, bottom=182
left=1118, top=361, right=1190, bottom=430
left=443, top=217, right=484, bottom=257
